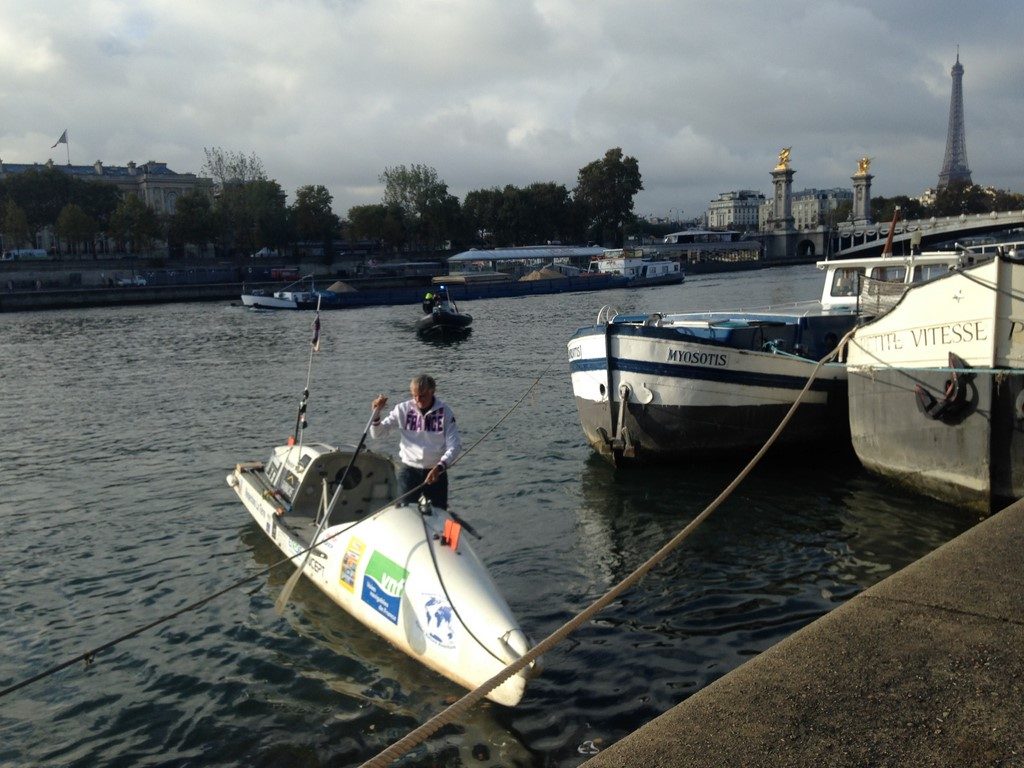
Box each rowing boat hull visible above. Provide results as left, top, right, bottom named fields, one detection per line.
left=227, top=447, right=534, bottom=705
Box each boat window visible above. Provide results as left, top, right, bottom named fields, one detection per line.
left=911, top=264, right=950, bottom=282
left=830, top=267, right=863, bottom=297
left=298, top=454, right=312, bottom=471
left=870, top=266, right=907, bottom=283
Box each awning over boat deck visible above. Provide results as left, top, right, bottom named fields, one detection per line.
left=447, top=245, right=605, bottom=263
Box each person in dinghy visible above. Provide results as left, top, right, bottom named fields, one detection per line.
left=370, top=373, right=461, bottom=510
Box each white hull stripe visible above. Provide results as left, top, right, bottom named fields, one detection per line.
left=569, top=357, right=843, bottom=393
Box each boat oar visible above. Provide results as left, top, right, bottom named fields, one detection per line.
left=274, top=407, right=380, bottom=615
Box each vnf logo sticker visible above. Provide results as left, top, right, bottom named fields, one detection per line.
left=361, top=551, right=408, bottom=624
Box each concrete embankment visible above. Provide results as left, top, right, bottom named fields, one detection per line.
left=583, top=499, right=1024, bottom=767
left=0, top=283, right=246, bottom=311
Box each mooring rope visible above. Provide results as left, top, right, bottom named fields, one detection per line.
left=357, top=328, right=856, bottom=768
left=0, top=357, right=560, bottom=700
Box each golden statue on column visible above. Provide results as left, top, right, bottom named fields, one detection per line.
left=774, top=147, right=792, bottom=171
left=856, top=156, right=872, bottom=175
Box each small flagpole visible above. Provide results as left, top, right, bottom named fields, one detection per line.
left=65, top=131, right=70, bottom=165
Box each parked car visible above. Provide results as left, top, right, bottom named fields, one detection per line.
left=116, top=276, right=147, bottom=286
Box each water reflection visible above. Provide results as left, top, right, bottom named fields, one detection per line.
left=563, top=452, right=978, bottom=727
left=416, top=325, right=473, bottom=347
left=574, top=454, right=974, bottom=595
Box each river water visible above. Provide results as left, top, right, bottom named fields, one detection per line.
left=0, top=265, right=978, bottom=767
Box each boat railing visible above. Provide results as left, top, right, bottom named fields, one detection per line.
left=596, top=305, right=620, bottom=324
left=279, top=274, right=316, bottom=291
left=665, top=299, right=824, bottom=318
left=957, top=239, right=1024, bottom=258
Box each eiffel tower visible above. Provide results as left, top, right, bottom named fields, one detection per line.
left=937, top=50, right=972, bottom=187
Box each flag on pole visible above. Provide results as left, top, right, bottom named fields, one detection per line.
left=311, top=313, right=321, bottom=352
left=51, top=129, right=68, bottom=148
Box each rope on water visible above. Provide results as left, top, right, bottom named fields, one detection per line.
left=357, top=328, right=856, bottom=768
left=0, top=354, right=560, bottom=701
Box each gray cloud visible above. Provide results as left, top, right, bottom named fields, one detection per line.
left=2, top=0, right=1020, bottom=223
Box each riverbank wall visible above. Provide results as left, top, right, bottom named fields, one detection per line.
left=0, top=254, right=797, bottom=312
left=0, top=283, right=247, bottom=311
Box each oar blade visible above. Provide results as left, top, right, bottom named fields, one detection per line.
left=275, top=562, right=305, bottom=615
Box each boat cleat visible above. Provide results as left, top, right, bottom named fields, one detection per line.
left=417, top=494, right=433, bottom=516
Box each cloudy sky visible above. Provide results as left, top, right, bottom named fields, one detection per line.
left=2, top=0, right=1021, bottom=223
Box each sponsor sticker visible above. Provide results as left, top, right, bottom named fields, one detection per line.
left=415, top=592, right=457, bottom=649
left=340, top=537, right=366, bottom=592
left=361, top=551, right=407, bottom=624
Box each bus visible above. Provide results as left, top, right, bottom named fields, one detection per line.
left=1, top=249, right=49, bottom=261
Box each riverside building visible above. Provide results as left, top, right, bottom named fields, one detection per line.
left=0, top=158, right=212, bottom=254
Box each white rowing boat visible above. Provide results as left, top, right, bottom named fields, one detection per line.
left=226, top=440, right=538, bottom=706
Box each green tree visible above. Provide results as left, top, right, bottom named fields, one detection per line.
left=73, top=182, right=120, bottom=244
left=573, top=147, right=643, bottom=246
left=55, top=203, right=97, bottom=257
left=830, top=200, right=853, bottom=224
left=292, top=184, right=340, bottom=247
left=520, top=182, right=573, bottom=244
left=419, top=190, right=462, bottom=250
left=462, top=188, right=503, bottom=245
left=216, top=179, right=290, bottom=255
left=930, top=182, right=992, bottom=217
left=2, top=198, right=32, bottom=250
left=991, top=188, right=1024, bottom=211
left=3, top=167, right=72, bottom=242
left=168, top=189, right=217, bottom=256
left=379, top=164, right=458, bottom=249
left=347, top=203, right=388, bottom=242
left=202, top=147, right=267, bottom=186
left=109, top=195, right=161, bottom=254
left=495, top=185, right=527, bottom=246
left=872, top=195, right=927, bottom=223
left=382, top=204, right=409, bottom=251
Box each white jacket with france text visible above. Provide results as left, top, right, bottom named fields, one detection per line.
left=369, top=397, right=461, bottom=470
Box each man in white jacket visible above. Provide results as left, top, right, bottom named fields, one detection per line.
left=370, top=374, right=462, bottom=510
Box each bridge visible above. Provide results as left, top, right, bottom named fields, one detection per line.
left=832, top=209, right=1024, bottom=257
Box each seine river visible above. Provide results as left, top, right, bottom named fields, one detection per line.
left=0, top=265, right=977, bottom=767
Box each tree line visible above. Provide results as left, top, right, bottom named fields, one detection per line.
left=0, top=147, right=643, bottom=258
left=0, top=148, right=344, bottom=259
left=2, top=144, right=1021, bottom=260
